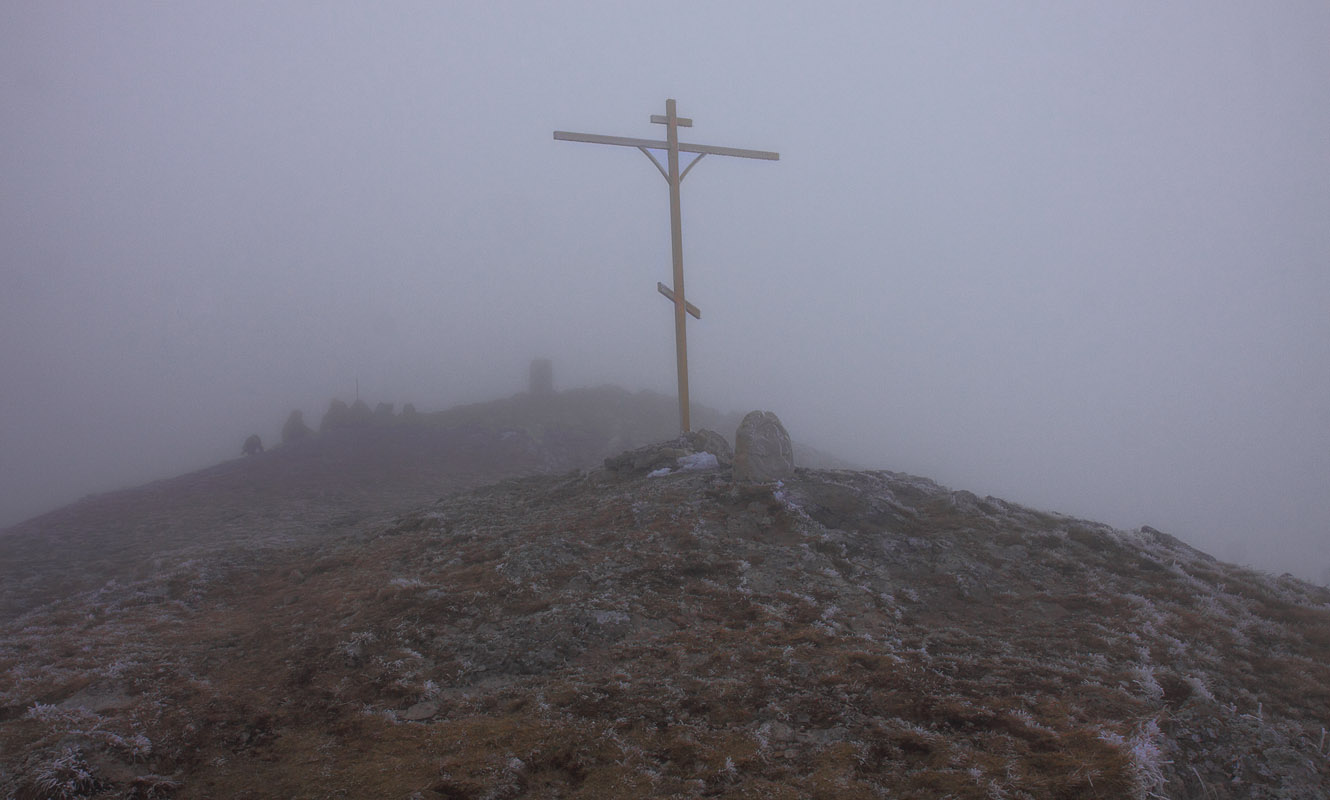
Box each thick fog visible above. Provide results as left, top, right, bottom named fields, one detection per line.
left=3, top=3, right=1327, bottom=581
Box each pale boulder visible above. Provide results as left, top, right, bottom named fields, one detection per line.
left=732, top=411, right=794, bottom=482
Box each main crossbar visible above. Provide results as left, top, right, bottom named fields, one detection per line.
left=553, top=131, right=779, bottom=161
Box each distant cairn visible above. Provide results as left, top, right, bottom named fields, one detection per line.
left=321, top=398, right=374, bottom=431
left=281, top=410, right=312, bottom=445
left=320, top=399, right=352, bottom=431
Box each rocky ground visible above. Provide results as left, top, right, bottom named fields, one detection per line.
left=0, top=422, right=548, bottom=622
left=2, top=435, right=1328, bottom=799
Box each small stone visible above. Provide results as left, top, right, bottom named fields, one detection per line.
left=733, top=411, right=794, bottom=482
left=60, top=685, right=133, bottom=713
left=765, top=720, right=795, bottom=741
left=402, top=700, right=439, bottom=721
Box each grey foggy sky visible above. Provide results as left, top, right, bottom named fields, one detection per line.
left=2, top=2, right=1328, bottom=580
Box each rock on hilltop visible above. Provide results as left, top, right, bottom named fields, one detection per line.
left=2, top=455, right=1328, bottom=798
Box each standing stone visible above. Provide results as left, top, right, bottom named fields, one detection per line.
left=529, top=358, right=554, bottom=397
left=733, top=411, right=794, bottom=482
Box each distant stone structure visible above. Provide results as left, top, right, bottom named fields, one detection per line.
left=281, top=410, right=312, bottom=444
left=321, top=399, right=369, bottom=430
left=348, top=399, right=373, bottom=427
left=321, top=399, right=352, bottom=432
left=529, top=358, right=554, bottom=397
left=733, top=411, right=794, bottom=482
left=242, top=434, right=264, bottom=456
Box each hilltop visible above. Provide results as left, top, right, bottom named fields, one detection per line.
left=0, top=385, right=846, bottom=621
left=1, top=392, right=1328, bottom=798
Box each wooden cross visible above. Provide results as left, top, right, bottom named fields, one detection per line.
left=555, top=99, right=779, bottom=433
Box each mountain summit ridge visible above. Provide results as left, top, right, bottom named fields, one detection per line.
left=0, top=385, right=843, bottom=620
left=1, top=391, right=1328, bottom=798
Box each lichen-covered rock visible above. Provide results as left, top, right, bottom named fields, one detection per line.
left=683, top=428, right=733, bottom=466
left=733, top=410, right=794, bottom=482
left=603, top=442, right=689, bottom=475
left=601, top=428, right=733, bottom=478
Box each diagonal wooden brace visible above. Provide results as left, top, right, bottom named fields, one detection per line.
left=657, top=282, right=700, bottom=319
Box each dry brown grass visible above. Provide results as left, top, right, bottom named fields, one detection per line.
left=4, top=463, right=1328, bottom=798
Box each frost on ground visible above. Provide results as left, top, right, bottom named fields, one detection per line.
left=2, top=464, right=1328, bottom=798
left=677, top=452, right=720, bottom=471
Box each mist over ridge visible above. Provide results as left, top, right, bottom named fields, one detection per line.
left=2, top=2, right=1328, bottom=583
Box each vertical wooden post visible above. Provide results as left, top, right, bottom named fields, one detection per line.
left=554, top=101, right=778, bottom=434
left=663, top=100, right=691, bottom=432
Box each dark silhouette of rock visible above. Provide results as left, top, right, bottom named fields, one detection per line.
left=348, top=399, right=373, bottom=427
left=373, top=402, right=395, bottom=423
left=321, top=399, right=352, bottom=432
left=280, top=410, right=311, bottom=445
left=242, top=434, right=264, bottom=456
left=733, top=410, right=794, bottom=482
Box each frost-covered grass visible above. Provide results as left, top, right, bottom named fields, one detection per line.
left=32, top=746, right=99, bottom=800
left=1099, top=717, right=1169, bottom=799
left=3, top=466, right=1329, bottom=798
